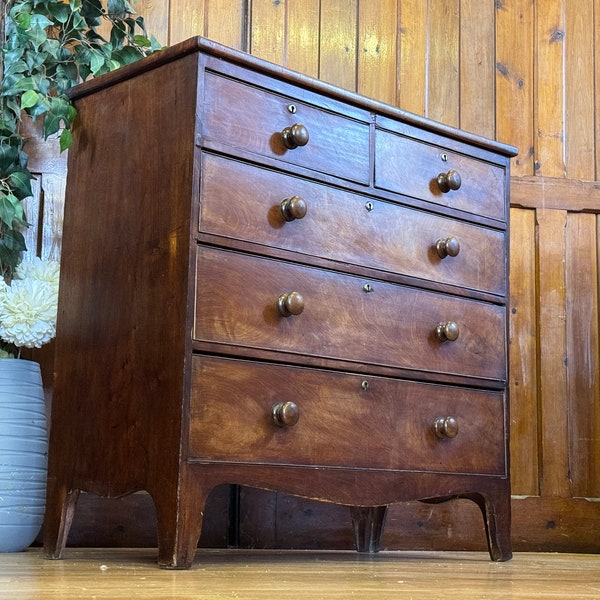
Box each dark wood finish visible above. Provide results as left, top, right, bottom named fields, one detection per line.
left=200, top=154, right=507, bottom=297
left=194, top=248, right=506, bottom=383
left=374, top=119, right=507, bottom=223
left=43, top=37, right=517, bottom=569
left=202, top=67, right=371, bottom=184
left=189, top=356, right=506, bottom=473
left=351, top=505, right=388, bottom=553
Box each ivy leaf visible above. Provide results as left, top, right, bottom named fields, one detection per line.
left=29, top=14, right=54, bottom=29
left=8, top=171, right=34, bottom=199
left=59, top=128, right=73, bottom=152
left=149, top=36, right=163, bottom=52
left=0, top=192, right=20, bottom=228
left=107, top=0, right=135, bottom=16
left=109, top=23, right=126, bottom=49
left=43, top=110, right=62, bottom=138
left=20, top=89, right=40, bottom=110
left=79, top=0, right=103, bottom=21
left=26, top=95, right=51, bottom=119
left=89, top=50, right=105, bottom=75
left=48, top=1, right=72, bottom=23
left=133, top=34, right=151, bottom=48
left=0, top=228, right=27, bottom=253
left=14, top=12, right=32, bottom=30
left=0, top=144, right=20, bottom=174
left=112, top=45, right=144, bottom=66
left=12, top=76, right=39, bottom=92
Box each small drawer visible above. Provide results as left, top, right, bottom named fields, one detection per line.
left=189, top=355, right=506, bottom=475
left=200, top=153, right=507, bottom=296
left=194, top=247, right=506, bottom=382
left=374, top=129, right=506, bottom=222
left=201, top=70, right=371, bottom=184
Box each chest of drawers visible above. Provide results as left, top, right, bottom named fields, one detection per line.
left=43, top=37, right=518, bottom=569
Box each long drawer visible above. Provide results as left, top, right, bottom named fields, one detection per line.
left=199, top=153, right=506, bottom=296
left=188, top=355, right=506, bottom=475
left=201, top=69, right=371, bottom=184
left=194, top=247, right=506, bottom=382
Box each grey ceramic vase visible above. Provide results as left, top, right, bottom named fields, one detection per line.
left=0, top=359, right=47, bottom=552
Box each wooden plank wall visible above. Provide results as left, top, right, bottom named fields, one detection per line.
left=25, top=0, right=600, bottom=551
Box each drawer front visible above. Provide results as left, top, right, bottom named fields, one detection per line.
left=189, top=356, right=506, bottom=475
left=200, top=153, right=506, bottom=296
left=194, top=247, right=506, bottom=382
left=374, top=129, right=506, bottom=222
left=201, top=71, right=371, bottom=184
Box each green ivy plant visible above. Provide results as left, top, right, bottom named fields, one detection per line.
left=0, top=0, right=161, bottom=281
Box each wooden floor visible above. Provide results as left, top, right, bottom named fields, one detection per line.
left=1, top=548, right=600, bottom=599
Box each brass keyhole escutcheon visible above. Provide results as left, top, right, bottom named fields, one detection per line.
left=363, top=283, right=374, bottom=293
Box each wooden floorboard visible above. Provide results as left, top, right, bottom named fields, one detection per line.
left=2, top=549, right=600, bottom=598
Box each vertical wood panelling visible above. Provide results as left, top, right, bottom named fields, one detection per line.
left=169, top=0, right=248, bottom=49
left=495, top=0, right=535, bottom=176
left=564, top=1, right=595, bottom=180
left=566, top=214, right=600, bottom=497
left=397, top=0, right=428, bottom=116
left=534, top=0, right=566, bottom=177
left=132, top=0, right=171, bottom=46
left=319, top=0, right=357, bottom=91
left=536, top=209, right=571, bottom=498
left=459, top=0, right=495, bottom=138
left=357, top=0, right=398, bottom=105
left=427, top=0, right=460, bottom=127
left=285, top=0, right=320, bottom=78
left=595, top=0, right=600, bottom=181
left=250, top=0, right=285, bottom=64
left=509, top=208, right=539, bottom=495
left=169, top=0, right=205, bottom=44
left=205, top=0, right=247, bottom=50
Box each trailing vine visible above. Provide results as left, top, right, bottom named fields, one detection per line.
left=0, top=0, right=161, bottom=281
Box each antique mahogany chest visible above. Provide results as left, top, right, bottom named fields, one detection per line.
left=43, top=37, right=518, bottom=568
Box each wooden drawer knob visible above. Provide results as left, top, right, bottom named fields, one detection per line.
left=434, top=416, right=459, bottom=438
left=277, top=291, right=305, bottom=317
left=272, top=401, right=300, bottom=427
left=437, top=170, right=462, bottom=193
left=281, top=123, right=309, bottom=149
left=435, top=236, right=460, bottom=258
left=280, top=196, right=308, bottom=221
left=436, top=321, right=459, bottom=342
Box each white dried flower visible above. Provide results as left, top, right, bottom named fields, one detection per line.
left=0, top=258, right=60, bottom=350
left=15, top=257, right=60, bottom=289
